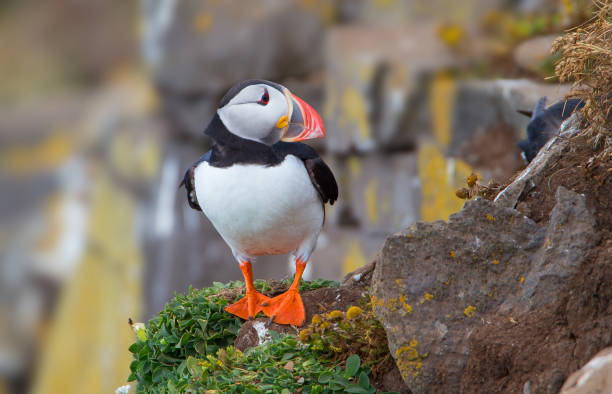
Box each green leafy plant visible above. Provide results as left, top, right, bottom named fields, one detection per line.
left=181, top=337, right=380, bottom=393
left=128, top=282, right=243, bottom=387
left=254, top=278, right=339, bottom=293
left=316, top=355, right=377, bottom=394
left=285, top=277, right=339, bottom=292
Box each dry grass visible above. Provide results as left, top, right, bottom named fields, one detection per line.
left=551, top=1, right=612, bottom=157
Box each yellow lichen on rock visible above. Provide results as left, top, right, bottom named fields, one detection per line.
left=463, top=305, right=477, bottom=318
left=430, top=72, right=455, bottom=147
left=396, top=346, right=419, bottom=361
left=365, top=179, right=380, bottom=224
left=342, top=241, right=368, bottom=275
left=395, top=338, right=426, bottom=378
left=193, top=13, right=213, bottom=32
left=419, top=143, right=473, bottom=222
left=341, top=87, right=371, bottom=141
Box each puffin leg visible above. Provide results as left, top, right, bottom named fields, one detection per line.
left=224, top=260, right=270, bottom=320
left=261, top=257, right=307, bottom=326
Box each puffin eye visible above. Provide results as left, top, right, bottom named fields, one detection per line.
left=257, top=89, right=270, bottom=106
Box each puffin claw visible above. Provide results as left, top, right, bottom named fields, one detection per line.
left=261, top=289, right=305, bottom=326
left=224, top=291, right=271, bottom=321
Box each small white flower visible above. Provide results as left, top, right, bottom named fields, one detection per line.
left=115, top=384, right=131, bottom=394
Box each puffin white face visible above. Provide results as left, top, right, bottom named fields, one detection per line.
left=218, top=84, right=287, bottom=145
left=217, top=80, right=325, bottom=145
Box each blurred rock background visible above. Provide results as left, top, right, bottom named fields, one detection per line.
left=0, top=0, right=594, bottom=393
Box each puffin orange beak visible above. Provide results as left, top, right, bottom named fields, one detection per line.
left=281, top=90, right=325, bottom=142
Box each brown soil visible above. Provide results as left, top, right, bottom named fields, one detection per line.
left=459, top=123, right=526, bottom=183
left=459, top=133, right=612, bottom=393
left=460, top=239, right=612, bottom=393
left=516, top=134, right=612, bottom=232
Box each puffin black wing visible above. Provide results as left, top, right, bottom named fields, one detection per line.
left=273, top=142, right=338, bottom=205
left=179, top=151, right=212, bottom=211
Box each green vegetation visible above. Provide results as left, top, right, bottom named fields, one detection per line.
left=128, top=282, right=243, bottom=388
left=253, top=278, right=340, bottom=293
left=128, top=280, right=395, bottom=393
left=175, top=338, right=376, bottom=393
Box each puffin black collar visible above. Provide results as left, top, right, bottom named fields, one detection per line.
left=205, top=113, right=282, bottom=167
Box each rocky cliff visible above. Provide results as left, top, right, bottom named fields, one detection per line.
left=127, top=119, right=611, bottom=393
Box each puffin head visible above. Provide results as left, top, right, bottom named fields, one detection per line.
left=216, top=79, right=325, bottom=146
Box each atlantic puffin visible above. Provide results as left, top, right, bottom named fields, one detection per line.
left=180, top=80, right=338, bottom=326
left=517, top=97, right=584, bottom=163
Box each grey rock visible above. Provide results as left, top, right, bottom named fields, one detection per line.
left=373, top=198, right=541, bottom=392
left=560, top=347, right=612, bottom=394
left=323, top=24, right=459, bottom=154
left=448, top=80, right=570, bottom=158
left=494, top=79, right=571, bottom=116
left=524, top=380, right=532, bottom=394
left=324, top=37, right=570, bottom=159
left=516, top=0, right=560, bottom=14
left=373, top=185, right=597, bottom=392
left=509, top=187, right=599, bottom=312
left=335, top=0, right=506, bottom=28
left=449, top=81, right=522, bottom=157
left=514, top=35, right=559, bottom=73
left=334, top=152, right=420, bottom=233
left=309, top=228, right=388, bottom=281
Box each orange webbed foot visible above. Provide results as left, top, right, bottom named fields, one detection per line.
left=261, top=289, right=305, bottom=326
left=224, top=291, right=270, bottom=320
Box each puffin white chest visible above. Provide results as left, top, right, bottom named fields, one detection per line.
left=193, top=155, right=324, bottom=256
